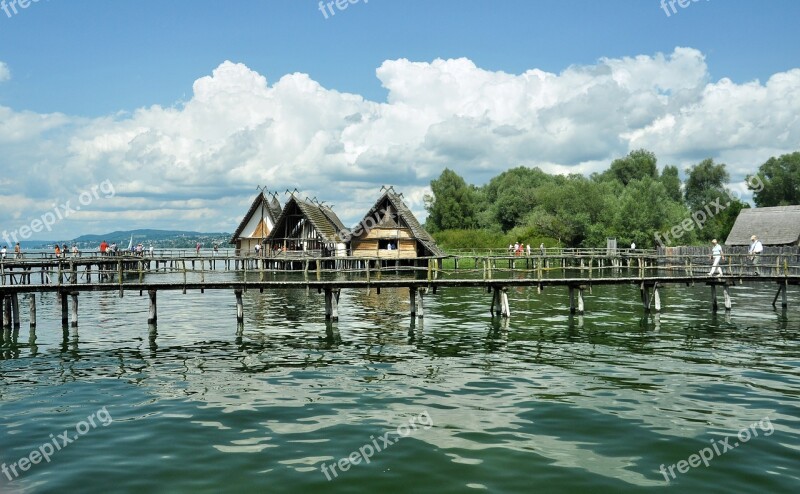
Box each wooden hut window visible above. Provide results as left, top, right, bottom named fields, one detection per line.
left=378, top=239, right=397, bottom=250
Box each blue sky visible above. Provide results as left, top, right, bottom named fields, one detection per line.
left=1, top=0, right=799, bottom=240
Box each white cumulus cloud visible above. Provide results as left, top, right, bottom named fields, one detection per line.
left=0, top=48, right=798, bottom=240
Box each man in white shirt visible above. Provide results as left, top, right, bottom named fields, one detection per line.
left=748, top=235, right=763, bottom=275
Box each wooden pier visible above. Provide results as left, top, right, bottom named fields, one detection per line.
left=0, top=249, right=797, bottom=329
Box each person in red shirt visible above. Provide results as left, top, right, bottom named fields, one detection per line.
left=99, top=240, right=109, bottom=255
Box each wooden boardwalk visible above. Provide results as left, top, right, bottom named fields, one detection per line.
left=0, top=251, right=797, bottom=328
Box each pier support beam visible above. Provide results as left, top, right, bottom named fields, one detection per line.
left=500, top=288, right=510, bottom=318
left=325, top=288, right=340, bottom=321
left=11, top=293, right=20, bottom=328
left=60, top=292, right=68, bottom=326
left=417, top=288, right=425, bottom=318
left=29, top=294, right=36, bottom=328
left=147, top=290, right=157, bottom=325
left=569, top=285, right=584, bottom=315
left=711, top=284, right=719, bottom=313
left=723, top=284, right=732, bottom=311
left=235, top=289, right=244, bottom=323
left=71, top=292, right=79, bottom=327
left=772, top=281, right=788, bottom=309
left=2, top=296, right=9, bottom=328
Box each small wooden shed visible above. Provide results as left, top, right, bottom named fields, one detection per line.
left=350, top=189, right=444, bottom=259
left=725, top=205, right=800, bottom=246
left=230, top=192, right=283, bottom=254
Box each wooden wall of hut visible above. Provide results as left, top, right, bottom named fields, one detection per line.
left=351, top=228, right=418, bottom=258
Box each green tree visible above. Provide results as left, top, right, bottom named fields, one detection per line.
left=613, top=177, right=692, bottom=248
left=748, top=151, right=800, bottom=206
left=600, top=149, right=658, bottom=186
left=484, top=166, right=552, bottom=231
left=424, top=169, right=479, bottom=232
left=659, top=165, right=683, bottom=203
left=684, top=158, right=729, bottom=211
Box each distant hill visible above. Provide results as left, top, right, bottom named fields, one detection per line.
left=72, top=229, right=231, bottom=249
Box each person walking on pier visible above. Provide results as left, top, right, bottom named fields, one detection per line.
left=540, top=243, right=545, bottom=256
left=54, top=244, right=61, bottom=257
left=708, top=239, right=724, bottom=276
left=748, top=235, right=763, bottom=275
left=1, top=245, right=6, bottom=259
left=14, top=242, right=20, bottom=259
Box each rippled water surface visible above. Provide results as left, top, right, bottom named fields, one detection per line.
left=1, top=270, right=799, bottom=493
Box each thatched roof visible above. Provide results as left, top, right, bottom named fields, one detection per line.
left=229, top=192, right=279, bottom=244
left=725, top=205, right=800, bottom=245
left=265, top=196, right=346, bottom=244
left=355, top=189, right=445, bottom=256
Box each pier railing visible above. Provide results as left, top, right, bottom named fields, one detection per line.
left=1, top=251, right=798, bottom=288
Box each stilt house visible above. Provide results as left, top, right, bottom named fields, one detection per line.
left=230, top=192, right=283, bottom=254
left=349, top=189, right=444, bottom=259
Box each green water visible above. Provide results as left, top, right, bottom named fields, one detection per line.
left=1, top=277, right=799, bottom=493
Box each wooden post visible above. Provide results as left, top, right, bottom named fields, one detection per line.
left=417, top=288, right=425, bottom=318
left=711, top=284, right=718, bottom=313
left=576, top=287, right=584, bottom=315
left=641, top=283, right=650, bottom=312
left=148, top=290, right=157, bottom=325
left=29, top=293, right=36, bottom=328
left=653, top=284, right=661, bottom=313
left=235, top=289, right=244, bottom=323
left=1, top=296, right=9, bottom=328
left=118, top=259, right=124, bottom=298
left=325, top=288, right=340, bottom=321
left=10, top=293, right=20, bottom=328
left=723, top=284, right=732, bottom=311
left=569, top=286, right=576, bottom=314
left=70, top=292, right=78, bottom=327
left=60, top=292, right=68, bottom=326
left=409, top=287, right=417, bottom=318
left=500, top=288, right=511, bottom=318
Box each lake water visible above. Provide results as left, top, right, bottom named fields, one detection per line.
left=1, top=267, right=799, bottom=493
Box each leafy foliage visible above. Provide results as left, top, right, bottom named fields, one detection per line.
left=424, top=150, right=798, bottom=248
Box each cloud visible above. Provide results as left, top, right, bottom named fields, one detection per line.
left=0, top=49, right=798, bottom=239
left=0, top=61, right=9, bottom=82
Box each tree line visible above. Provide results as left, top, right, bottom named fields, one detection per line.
left=423, top=150, right=799, bottom=249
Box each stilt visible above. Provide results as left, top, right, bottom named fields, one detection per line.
left=711, top=284, right=718, bottom=313
left=1, top=296, right=9, bottom=328
left=569, top=286, right=576, bottom=314
left=653, top=284, right=661, bottom=312
left=11, top=293, right=20, bottom=328
left=417, top=288, right=425, bottom=318
left=70, top=292, right=78, bottom=327
left=235, top=289, right=244, bottom=323
left=410, top=287, right=417, bottom=318
left=61, top=292, right=68, bottom=326
left=576, top=287, right=584, bottom=315
left=640, top=283, right=650, bottom=311
left=29, top=294, right=36, bottom=328
left=500, top=288, right=511, bottom=318
left=325, top=288, right=339, bottom=321
left=723, top=284, right=732, bottom=311
left=148, top=290, right=157, bottom=325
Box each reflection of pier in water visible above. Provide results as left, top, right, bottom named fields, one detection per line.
left=0, top=251, right=798, bottom=331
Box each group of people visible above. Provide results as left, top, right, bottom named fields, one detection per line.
left=507, top=242, right=546, bottom=256
left=52, top=243, right=79, bottom=258
left=0, top=243, right=22, bottom=259
left=707, top=234, right=763, bottom=276
left=98, top=240, right=154, bottom=257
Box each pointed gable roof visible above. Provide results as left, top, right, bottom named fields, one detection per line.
left=265, top=196, right=346, bottom=244
left=229, top=192, right=278, bottom=244
left=356, top=189, right=445, bottom=256
left=725, top=205, right=800, bottom=245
